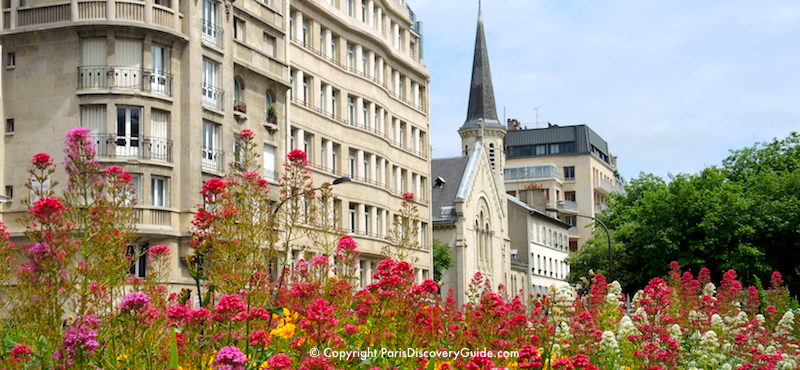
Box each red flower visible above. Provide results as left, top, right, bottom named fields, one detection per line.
left=214, top=294, right=246, bottom=321
left=287, top=149, right=307, bottom=163
left=402, top=192, right=415, bottom=201
left=149, top=244, right=171, bottom=257
left=32, top=153, right=53, bottom=168
left=192, top=210, right=214, bottom=229
left=29, top=197, right=65, bottom=223
left=337, top=236, right=358, bottom=252
left=249, top=330, right=271, bottom=347
left=268, top=354, right=292, bottom=369
left=239, top=129, right=255, bottom=140
left=104, top=165, right=132, bottom=184
left=10, top=344, right=32, bottom=358
left=201, top=178, right=227, bottom=197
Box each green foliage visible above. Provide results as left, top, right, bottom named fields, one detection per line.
left=574, top=132, right=800, bottom=294
left=432, top=239, right=453, bottom=282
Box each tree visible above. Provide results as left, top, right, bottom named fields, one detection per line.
left=570, top=132, right=800, bottom=294
left=432, top=239, right=453, bottom=282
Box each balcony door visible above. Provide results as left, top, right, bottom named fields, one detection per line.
left=115, top=39, right=142, bottom=89
left=116, top=107, right=141, bottom=157
left=202, top=59, right=219, bottom=107
left=151, top=45, right=168, bottom=94
left=150, top=110, right=169, bottom=161
left=202, top=0, right=219, bottom=45
left=81, top=39, right=106, bottom=88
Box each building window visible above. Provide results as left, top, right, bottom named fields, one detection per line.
left=263, top=33, right=276, bottom=57
left=331, top=89, right=338, bottom=117
left=202, top=58, right=221, bottom=109
left=565, top=191, right=576, bottom=202
left=348, top=150, right=356, bottom=177
left=128, top=244, right=148, bottom=278
left=5, top=119, right=13, bottom=134
left=116, top=106, right=142, bottom=158
left=332, top=144, right=340, bottom=173
left=151, top=176, right=168, bottom=207
left=564, top=166, right=575, bottom=181
left=488, top=143, right=496, bottom=170
left=263, top=144, right=277, bottom=180
left=347, top=0, right=354, bottom=17
left=349, top=203, right=357, bottom=232
left=302, top=19, right=309, bottom=45
left=233, top=17, right=245, bottom=42
left=346, top=43, right=355, bottom=70
left=202, top=121, right=221, bottom=171
left=347, top=96, right=356, bottom=124
left=131, top=174, right=142, bottom=204
left=150, top=109, right=170, bottom=162
left=6, top=52, right=15, bottom=67
left=150, top=44, right=169, bottom=95
left=202, top=0, right=221, bottom=46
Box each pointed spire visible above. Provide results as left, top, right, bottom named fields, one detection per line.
left=462, top=3, right=502, bottom=129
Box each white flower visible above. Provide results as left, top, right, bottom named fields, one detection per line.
left=554, top=321, right=571, bottom=343
left=599, top=330, right=619, bottom=354
left=711, top=314, right=725, bottom=333
left=701, top=330, right=720, bottom=350
left=668, top=323, right=683, bottom=341
left=617, top=316, right=640, bottom=340
left=703, top=282, right=717, bottom=297
left=777, top=310, right=795, bottom=335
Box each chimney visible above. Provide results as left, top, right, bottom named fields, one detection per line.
left=507, top=118, right=521, bottom=131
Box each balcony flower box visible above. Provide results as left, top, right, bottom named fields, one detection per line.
left=234, top=102, right=247, bottom=113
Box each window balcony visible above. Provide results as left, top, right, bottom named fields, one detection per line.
left=556, top=199, right=578, bottom=214
left=595, top=178, right=622, bottom=195
left=201, top=83, right=224, bottom=111
left=90, top=133, right=173, bottom=163
left=201, top=20, right=223, bottom=48
left=2, top=0, right=183, bottom=35
left=78, top=66, right=173, bottom=96
left=201, top=146, right=224, bottom=172
left=504, top=164, right=562, bottom=181
left=133, top=206, right=174, bottom=228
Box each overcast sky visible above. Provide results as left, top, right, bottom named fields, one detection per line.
left=408, top=0, right=800, bottom=180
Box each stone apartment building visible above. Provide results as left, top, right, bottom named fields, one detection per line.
left=504, top=122, right=625, bottom=250
left=0, top=0, right=431, bottom=290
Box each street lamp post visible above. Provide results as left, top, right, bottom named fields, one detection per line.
left=546, top=209, right=613, bottom=280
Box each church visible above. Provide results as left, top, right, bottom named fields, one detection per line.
left=431, top=6, right=512, bottom=304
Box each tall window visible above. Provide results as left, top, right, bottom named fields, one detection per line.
left=233, top=78, right=245, bottom=108
left=302, top=19, right=309, bottom=45
left=116, top=106, right=141, bottom=157
left=128, top=244, right=148, bottom=278
left=564, top=166, right=576, bottom=181
left=151, top=176, right=168, bottom=207
left=80, top=104, right=106, bottom=134
left=263, top=33, right=276, bottom=57
left=150, top=44, right=169, bottom=95
left=130, top=174, right=142, bottom=204
left=202, top=121, right=220, bottom=171
left=348, top=203, right=357, bottom=232
left=332, top=144, right=340, bottom=173
left=347, top=0, right=354, bottom=16
left=233, top=17, right=245, bottom=42
left=348, top=150, right=356, bottom=177
left=346, top=43, right=355, bottom=70
left=202, top=58, right=220, bottom=108
left=263, top=144, right=276, bottom=180
left=115, top=39, right=142, bottom=89
left=202, top=0, right=220, bottom=46
left=330, top=89, right=338, bottom=116
left=347, top=96, right=356, bottom=124
left=150, top=109, right=170, bottom=161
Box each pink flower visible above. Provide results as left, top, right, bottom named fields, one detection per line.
left=310, top=255, right=329, bottom=267
left=119, top=291, right=151, bottom=313
left=214, top=294, right=246, bottom=320
left=66, top=127, right=91, bottom=141
left=268, top=354, right=293, bottom=369
left=10, top=344, right=32, bottom=358
left=29, top=197, right=65, bottom=223
left=412, top=279, right=439, bottom=295
left=201, top=178, right=227, bottom=197
left=337, top=236, right=358, bottom=252
left=149, top=244, right=171, bottom=257
left=239, top=129, right=255, bottom=141
left=167, top=304, right=189, bottom=322
left=402, top=192, right=415, bottom=201
left=287, top=149, right=307, bottom=163
left=192, top=210, right=214, bottom=229
left=248, top=330, right=271, bottom=347
left=55, top=316, right=100, bottom=365
left=214, top=346, right=248, bottom=370
left=104, top=165, right=132, bottom=184
left=32, top=153, right=53, bottom=168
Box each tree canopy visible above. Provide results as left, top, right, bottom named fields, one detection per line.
left=568, top=132, right=800, bottom=294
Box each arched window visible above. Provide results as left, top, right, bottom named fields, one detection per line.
left=265, top=90, right=276, bottom=121
left=233, top=77, right=245, bottom=112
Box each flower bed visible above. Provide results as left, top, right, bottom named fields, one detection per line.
left=1, top=130, right=799, bottom=369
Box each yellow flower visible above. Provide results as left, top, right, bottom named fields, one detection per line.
left=436, top=362, right=452, bottom=370
left=260, top=361, right=269, bottom=369
left=271, top=322, right=296, bottom=338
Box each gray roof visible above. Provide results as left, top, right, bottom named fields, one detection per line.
left=431, top=155, right=470, bottom=223
left=506, top=194, right=572, bottom=229
left=505, top=124, right=610, bottom=157
left=461, top=12, right=503, bottom=129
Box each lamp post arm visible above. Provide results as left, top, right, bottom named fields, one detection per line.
left=573, top=214, right=613, bottom=280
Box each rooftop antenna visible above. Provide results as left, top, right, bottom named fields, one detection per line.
left=534, top=105, right=543, bottom=128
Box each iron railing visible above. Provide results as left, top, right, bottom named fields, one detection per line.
left=78, top=66, right=173, bottom=96
left=90, top=134, right=173, bottom=162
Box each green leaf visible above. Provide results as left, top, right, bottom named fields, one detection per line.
left=169, top=327, right=180, bottom=369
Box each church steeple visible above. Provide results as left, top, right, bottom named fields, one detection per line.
left=461, top=1, right=502, bottom=129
